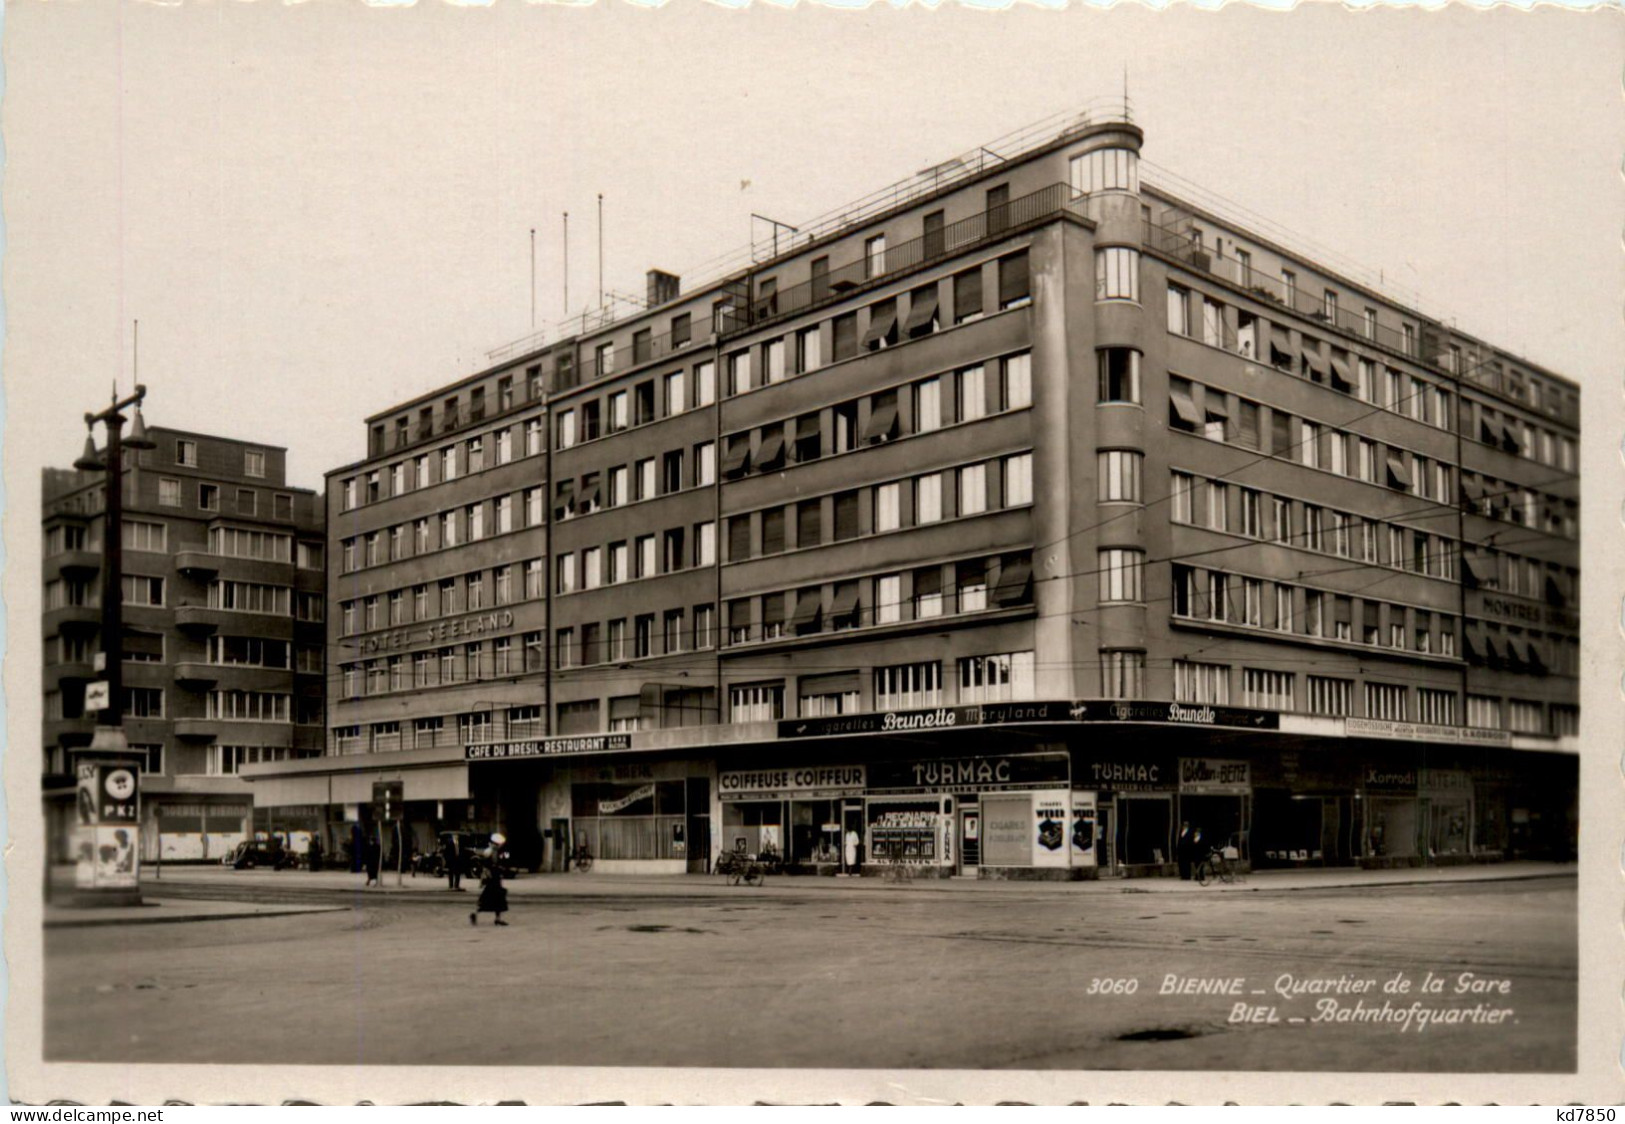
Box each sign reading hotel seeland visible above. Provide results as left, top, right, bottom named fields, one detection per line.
left=362, top=609, right=516, bottom=654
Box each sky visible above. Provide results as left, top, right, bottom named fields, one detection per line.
left=4, top=3, right=1621, bottom=493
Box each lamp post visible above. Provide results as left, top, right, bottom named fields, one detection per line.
left=70, top=382, right=155, bottom=907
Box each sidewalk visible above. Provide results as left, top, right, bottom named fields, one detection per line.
left=44, top=897, right=347, bottom=929
left=130, top=859, right=1576, bottom=900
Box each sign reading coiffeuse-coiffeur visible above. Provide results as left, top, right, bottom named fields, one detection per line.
left=717, top=766, right=866, bottom=801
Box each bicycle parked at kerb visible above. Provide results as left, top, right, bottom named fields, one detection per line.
left=1194, top=839, right=1241, bottom=886
left=569, top=844, right=593, bottom=873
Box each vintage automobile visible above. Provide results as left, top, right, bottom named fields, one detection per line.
left=223, top=840, right=295, bottom=870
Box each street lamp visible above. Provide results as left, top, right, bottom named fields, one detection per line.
left=70, top=382, right=155, bottom=907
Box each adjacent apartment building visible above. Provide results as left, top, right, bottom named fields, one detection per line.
left=245, top=105, right=1580, bottom=877
left=42, top=428, right=326, bottom=862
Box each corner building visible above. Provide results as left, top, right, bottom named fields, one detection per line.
left=42, top=428, right=325, bottom=863
left=250, top=108, right=1579, bottom=877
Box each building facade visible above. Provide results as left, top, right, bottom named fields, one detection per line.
left=247, top=108, right=1580, bottom=877
left=43, top=428, right=325, bottom=863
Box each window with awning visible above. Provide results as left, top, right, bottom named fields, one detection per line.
left=1525, top=640, right=1549, bottom=674
left=1545, top=574, right=1567, bottom=607
left=904, top=288, right=940, bottom=337
left=993, top=556, right=1033, bottom=605
left=1462, top=628, right=1484, bottom=665
left=1482, top=633, right=1504, bottom=667
left=123, top=631, right=165, bottom=659
left=1459, top=477, right=1484, bottom=505
left=799, top=670, right=861, bottom=699
left=831, top=584, right=861, bottom=626
left=1300, top=345, right=1328, bottom=382
left=1169, top=386, right=1201, bottom=430
left=1499, top=422, right=1522, bottom=453
left=1269, top=328, right=1293, bottom=369
left=1385, top=454, right=1412, bottom=490
left=791, top=589, right=823, bottom=634
left=554, top=480, right=576, bottom=518
left=1505, top=636, right=1531, bottom=670
left=862, top=400, right=899, bottom=443
left=720, top=437, right=751, bottom=479
left=1462, top=554, right=1491, bottom=589
left=861, top=302, right=898, bottom=349
left=755, top=431, right=786, bottom=472
left=577, top=479, right=601, bottom=511
left=954, top=268, right=982, bottom=323
left=1329, top=355, right=1354, bottom=393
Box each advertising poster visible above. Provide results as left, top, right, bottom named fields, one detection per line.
left=73, top=763, right=97, bottom=888
left=92, top=825, right=139, bottom=888
left=1032, top=793, right=1069, bottom=867
left=1070, top=791, right=1098, bottom=867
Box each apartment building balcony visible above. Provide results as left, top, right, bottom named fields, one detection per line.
left=175, top=550, right=219, bottom=578
left=175, top=663, right=292, bottom=693
left=174, top=605, right=222, bottom=634
left=44, top=605, right=100, bottom=634
left=174, top=606, right=295, bottom=640
left=172, top=719, right=295, bottom=748
left=45, top=717, right=97, bottom=750
left=173, top=662, right=219, bottom=688
left=44, top=660, right=96, bottom=691
left=50, top=549, right=101, bottom=580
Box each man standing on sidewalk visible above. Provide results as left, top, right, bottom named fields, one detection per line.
left=1176, top=821, right=1195, bottom=881
left=444, top=834, right=465, bottom=892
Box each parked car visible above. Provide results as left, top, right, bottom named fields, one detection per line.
left=416, top=831, right=518, bottom=880
left=223, top=840, right=294, bottom=870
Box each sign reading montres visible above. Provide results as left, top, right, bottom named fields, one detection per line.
left=362, top=609, right=516, bottom=655
left=466, top=734, right=633, bottom=762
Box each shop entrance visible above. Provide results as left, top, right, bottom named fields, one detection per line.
left=842, top=804, right=864, bottom=873
left=685, top=777, right=710, bottom=874
left=1097, top=802, right=1117, bottom=874
left=1179, top=794, right=1248, bottom=863
left=958, top=804, right=981, bottom=874
left=1116, top=794, right=1172, bottom=868
left=549, top=818, right=569, bottom=872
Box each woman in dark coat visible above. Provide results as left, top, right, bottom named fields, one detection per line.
left=363, top=835, right=381, bottom=887
left=470, top=833, right=510, bottom=926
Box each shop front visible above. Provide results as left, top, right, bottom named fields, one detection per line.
left=1073, top=751, right=1178, bottom=876
left=716, top=764, right=865, bottom=873
left=533, top=751, right=713, bottom=876
left=1177, top=757, right=1253, bottom=870
left=1251, top=748, right=1364, bottom=868
left=1359, top=764, right=1476, bottom=868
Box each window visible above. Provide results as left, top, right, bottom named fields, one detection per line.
left=1002, top=352, right=1032, bottom=410
left=875, top=574, right=901, bottom=625
left=555, top=628, right=575, bottom=670
left=1171, top=472, right=1195, bottom=524
left=1467, top=695, right=1501, bottom=729
left=959, top=651, right=1035, bottom=703
left=662, top=451, right=683, bottom=494
left=159, top=478, right=182, bottom=507
left=914, top=566, right=943, bottom=619
left=796, top=326, right=822, bottom=374
left=636, top=535, right=656, bottom=578
left=1070, top=147, right=1139, bottom=194
left=1003, top=453, right=1033, bottom=506
left=1100, top=650, right=1145, bottom=699
left=594, top=341, right=615, bottom=379
left=1306, top=676, right=1353, bottom=716
left=875, top=482, right=902, bottom=532
left=607, top=542, right=628, bottom=584
left=1240, top=489, right=1262, bottom=537
left=1173, top=661, right=1229, bottom=704
left=730, top=683, right=785, bottom=723
left=1365, top=683, right=1407, bottom=721
left=875, top=662, right=941, bottom=709
left=958, top=463, right=987, bottom=515
left=1166, top=285, right=1190, bottom=335
left=582, top=546, right=602, bottom=589
left=1508, top=701, right=1543, bottom=734
left=864, top=234, right=886, bottom=278
left=198, top=484, right=220, bottom=511
left=694, top=360, right=717, bottom=407
left=634, top=457, right=656, bottom=501
left=695, top=521, right=716, bottom=566
left=956, top=365, right=985, bottom=423
left=1417, top=689, right=1456, bottom=726
left=997, top=251, right=1030, bottom=310
left=608, top=391, right=629, bottom=432
left=1098, top=349, right=1141, bottom=403
left=1281, top=269, right=1297, bottom=304
left=1169, top=377, right=1198, bottom=433
left=1243, top=669, right=1294, bottom=710
left=761, top=509, right=785, bottom=555
left=1207, top=482, right=1229, bottom=531
left=557, top=552, right=576, bottom=594
left=664, top=609, right=685, bottom=654
left=1098, top=549, right=1144, bottom=603
left=557, top=409, right=577, bottom=450
left=694, top=604, right=716, bottom=650
left=953, top=267, right=983, bottom=324
left=914, top=378, right=942, bottom=433
left=916, top=474, right=943, bottom=524
left=1099, top=451, right=1142, bottom=503
left=175, top=439, right=198, bottom=467
left=1095, top=247, right=1140, bottom=301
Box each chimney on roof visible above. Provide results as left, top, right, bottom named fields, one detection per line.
left=647, top=269, right=681, bottom=308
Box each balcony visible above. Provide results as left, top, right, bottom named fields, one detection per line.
left=175, top=550, right=219, bottom=578
left=174, top=605, right=221, bottom=634
left=45, top=717, right=98, bottom=749
left=173, top=717, right=218, bottom=741
left=53, top=550, right=101, bottom=579
left=44, top=661, right=95, bottom=691
left=173, top=662, right=219, bottom=688
left=44, top=605, right=100, bottom=633
left=174, top=718, right=293, bottom=747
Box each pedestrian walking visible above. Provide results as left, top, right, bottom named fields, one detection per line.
left=444, top=833, right=465, bottom=892
left=470, top=833, right=510, bottom=926
left=1176, top=821, right=1194, bottom=880
left=363, top=835, right=381, bottom=887
left=307, top=835, right=324, bottom=873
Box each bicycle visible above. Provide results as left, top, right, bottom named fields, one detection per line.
left=1194, top=845, right=1236, bottom=886
left=569, top=845, right=593, bottom=873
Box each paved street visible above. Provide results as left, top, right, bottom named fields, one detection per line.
left=44, top=872, right=1575, bottom=1071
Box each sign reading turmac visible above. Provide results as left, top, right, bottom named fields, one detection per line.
left=466, top=734, right=632, bottom=761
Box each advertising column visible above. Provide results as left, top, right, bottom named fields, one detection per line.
left=75, top=759, right=141, bottom=898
